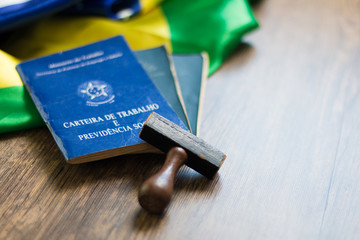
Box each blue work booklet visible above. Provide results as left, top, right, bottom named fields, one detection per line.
left=16, top=36, right=186, bottom=163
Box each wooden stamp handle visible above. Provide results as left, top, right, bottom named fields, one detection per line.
left=138, top=147, right=188, bottom=214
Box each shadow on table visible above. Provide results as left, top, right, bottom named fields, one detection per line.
left=132, top=173, right=222, bottom=230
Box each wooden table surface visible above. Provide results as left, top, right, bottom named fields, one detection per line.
left=1, top=0, right=360, bottom=239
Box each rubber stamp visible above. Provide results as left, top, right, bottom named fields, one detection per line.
left=138, top=112, right=226, bottom=213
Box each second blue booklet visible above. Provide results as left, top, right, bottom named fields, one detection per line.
left=16, top=36, right=187, bottom=163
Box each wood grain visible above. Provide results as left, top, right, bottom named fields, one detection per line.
left=1, top=0, right=360, bottom=239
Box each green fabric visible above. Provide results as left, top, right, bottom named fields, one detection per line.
left=0, top=86, right=43, bottom=133
left=163, top=0, right=258, bottom=74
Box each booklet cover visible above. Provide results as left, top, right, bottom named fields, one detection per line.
left=172, top=53, right=208, bottom=136
left=134, top=46, right=191, bottom=132
left=16, top=36, right=186, bottom=163
left=134, top=46, right=208, bottom=135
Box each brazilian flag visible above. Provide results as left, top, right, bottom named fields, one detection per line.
left=0, top=0, right=258, bottom=133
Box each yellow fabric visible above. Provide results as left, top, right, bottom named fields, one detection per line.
left=139, top=0, right=164, bottom=13
left=0, top=50, right=22, bottom=88
left=2, top=7, right=171, bottom=61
